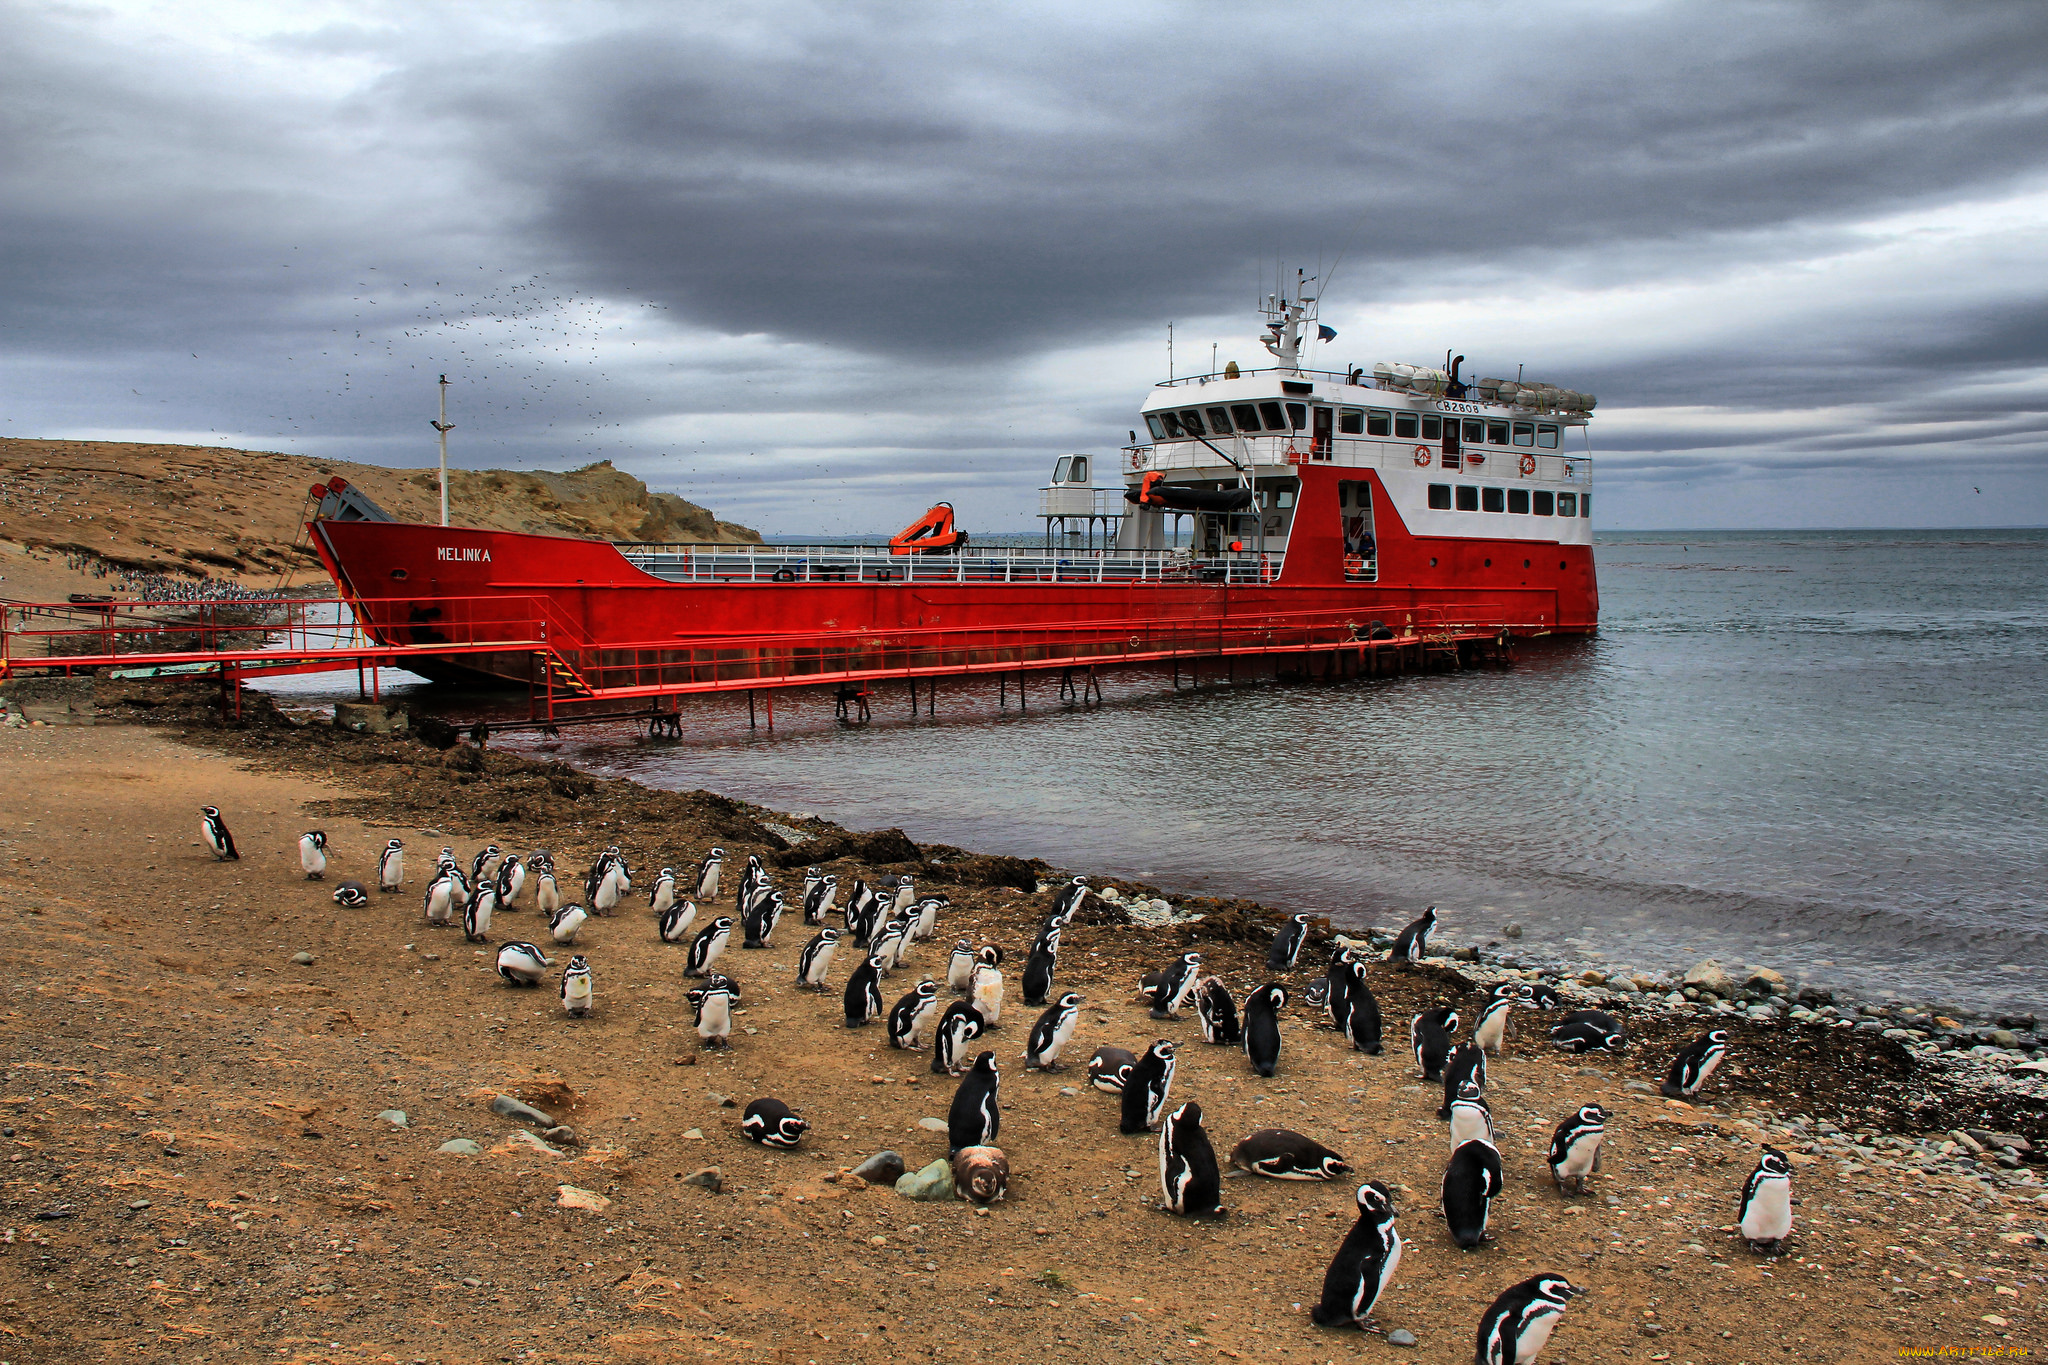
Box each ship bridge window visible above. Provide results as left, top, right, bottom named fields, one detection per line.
left=1428, top=484, right=1452, bottom=510
left=1463, top=419, right=1485, bottom=444
left=1534, top=490, right=1555, bottom=515
left=1338, top=408, right=1364, bottom=435
left=1146, top=415, right=1167, bottom=440
left=1507, top=488, right=1530, bottom=514
left=1580, top=493, right=1592, bottom=518
left=1537, top=424, right=1559, bottom=449
left=1178, top=409, right=1208, bottom=437
left=1394, top=412, right=1419, bottom=439
left=1557, top=491, right=1577, bottom=517
left=1285, top=402, right=1307, bottom=430
left=1487, top=421, right=1509, bottom=445
left=1258, top=401, right=1286, bottom=431
left=1455, top=485, right=1479, bottom=512
left=1231, top=404, right=1261, bottom=432
left=1421, top=415, right=1442, bottom=440
left=1366, top=409, right=1391, bottom=436
left=1513, top=422, right=1535, bottom=447
left=1204, top=407, right=1233, bottom=435
left=1482, top=487, right=1505, bottom=513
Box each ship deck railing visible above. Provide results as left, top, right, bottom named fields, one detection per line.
left=1124, top=433, right=1591, bottom=481
left=614, top=543, right=1285, bottom=586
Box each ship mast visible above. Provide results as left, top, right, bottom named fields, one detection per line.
left=1259, top=267, right=1320, bottom=374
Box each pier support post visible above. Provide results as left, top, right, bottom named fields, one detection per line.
left=747, top=690, right=756, bottom=730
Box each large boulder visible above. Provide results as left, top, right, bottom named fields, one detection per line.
left=1684, top=960, right=1738, bottom=996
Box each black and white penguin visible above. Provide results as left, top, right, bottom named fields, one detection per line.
left=930, top=1000, right=985, bottom=1076
left=1050, top=875, right=1090, bottom=920
left=1144, top=952, right=1203, bottom=1020
left=1548, top=1010, right=1627, bottom=1055
left=1087, top=1045, right=1138, bottom=1094
left=1309, top=1180, right=1402, bottom=1330
left=1546, top=1103, right=1608, bottom=1194
left=1437, top=1041, right=1488, bottom=1119
left=298, top=831, right=328, bottom=880
left=1024, top=991, right=1082, bottom=1071
left=1737, top=1147, right=1794, bottom=1252
left=646, top=866, right=677, bottom=918
left=1442, top=1137, right=1504, bottom=1248
left=844, top=954, right=887, bottom=1027
left=969, top=956, right=1005, bottom=1028
left=953, top=1146, right=1009, bottom=1204
left=462, top=883, right=498, bottom=943
left=1662, top=1029, right=1731, bottom=1099
left=331, top=880, right=369, bottom=908
left=794, top=927, right=840, bottom=990
left=1343, top=965, right=1384, bottom=1056
left=1475, top=1273, right=1584, bottom=1365
left=496, top=854, right=526, bottom=909
left=888, top=980, right=940, bottom=1050
left=688, top=974, right=740, bottom=1047
left=1229, top=1128, right=1351, bottom=1181
left=1388, top=905, right=1436, bottom=962
left=494, top=942, right=551, bottom=986
left=534, top=867, right=562, bottom=917
left=1158, top=1101, right=1224, bottom=1217
left=1243, top=983, right=1288, bottom=1078
left=560, top=955, right=593, bottom=1017
left=693, top=847, right=724, bottom=902
left=734, top=853, right=764, bottom=910
left=1323, top=949, right=1357, bottom=1030
left=800, top=865, right=823, bottom=911
left=548, top=903, right=587, bottom=945
left=1021, top=923, right=1061, bottom=1006
left=843, top=878, right=879, bottom=945
left=802, top=873, right=838, bottom=926
left=741, top=1097, right=809, bottom=1148
left=1411, top=1006, right=1460, bottom=1080
left=199, top=806, right=239, bottom=861
left=658, top=897, right=699, bottom=943
left=743, top=889, right=785, bottom=950
left=1447, top=1081, right=1495, bottom=1148
left=1267, top=913, right=1313, bottom=972
left=911, top=894, right=947, bottom=943
left=1119, top=1040, right=1176, bottom=1134
left=868, top=914, right=909, bottom=972
left=1520, top=980, right=1564, bottom=1008
left=683, top=916, right=734, bottom=978
left=947, top=1051, right=1001, bottom=1154
left=470, top=844, right=502, bottom=887
left=591, top=857, right=624, bottom=918
left=423, top=871, right=457, bottom=927
left=945, top=939, right=977, bottom=992
left=1196, top=976, right=1241, bottom=1045
left=890, top=874, right=917, bottom=919
left=1472, top=984, right=1522, bottom=1057
left=377, top=838, right=404, bottom=893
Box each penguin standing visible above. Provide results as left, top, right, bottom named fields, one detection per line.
left=1309, top=1180, right=1402, bottom=1330
left=683, top=916, right=734, bottom=977
left=1388, top=905, right=1436, bottom=962
left=733, top=853, right=764, bottom=910
left=659, top=897, right=700, bottom=943
left=1229, top=1129, right=1351, bottom=1181
left=868, top=914, right=909, bottom=972
left=1087, top=1045, right=1138, bottom=1093
left=969, top=954, right=1005, bottom=1027
left=1442, top=1137, right=1505, bottom=1248
left=535, top=866, right=562, bottom=917
left=1242, top=983, right=1288, bottom=1078
left=802, top=873, right=838, bottom=926
left=1437, top=1042, right=1487, bottom=1119
left=1411, top=1006, right=1460, bottom=1080
left=1157, top=1101, right=1224, bottom=1217
left=887, top=980, right=940, bottom=1049
left=199, top=806, right=239, bottom=861
left=843, top=879, right=879, bottom=945
left=1546, top=1104, right=1609, bottom=1194
left=1475, top=1274, right=1583, bottom=1365
left=843, top=954, right=886, bottom=1027
left=1472, top=984, right=1522, bottom=1057
left=495, top=855, right=526, bottom=910
left=559, top=955, right=593, bottom=1017
left=1662, top=1029, right=1730, bottom=1099
left=591, top=859, right=624, bottom=918
left=693, top=848, right=724, bottom=902
left=743, top=889, right=785, bottom=950
left=890, top=875, right=917, bottom=918
left=741, top=1097, right=809, bottom=1148
left=1737, top=1147, right=1794, bottom=1252
left=1196, top=976, right=1241, bottom=1045
left=646, top=867, right=677, bottom=918
left=1446, top=1081, right=1495, bottom=1148
left=331, top=881, right=368, bottom=908
left=548, top=903, right=587, bottom=945
left=1548, top=1010, right=1627, bottom=1055
left=377, top=838, right=404, bottom=893
left=423, top=871, right=457, bottom=926
left=1023, top=991, right=1082, bottom=1071
left=470, top=844, right=502, bottom=887
left=1119, top=1040, right=1177, bottom=1135
left=688, top=974, right=740, bottom=1048
left=930, top=1000, right=985, bottom=1076
left=494, top=942, right=551, bottom=986
left=800, top=866, right=823, bottom=914
left=1143, top=952, right=1203, bottom=1020
left=1021, top=923, right=1060, bottom=1006
left=794, top=927, right=841, bottom=990
left=1343, top=965, right=1384, bottom=1055
left=298, top=831, right=328, bottom=880
left=912, top=895, right=947, bottom=943
left=945, top=939, right=977, bottom=992
left=1267, top=912, right=1312, bottom=972
left=462, top=882, right=498, bottom=943
left=947, top=1051, right=1001, bottom=1153
left=1323, top=949, right=1356, bottom=1030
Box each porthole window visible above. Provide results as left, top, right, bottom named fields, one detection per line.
left=1559, top=560, right=1568, bottom=570
left=1483, top=558, right=1492, bottom=568
left=1429, top=557, right=1438, bottom=568
left=1523, top=559, right=1532, bottom=568
left=390, top=568, right=408, bottom=581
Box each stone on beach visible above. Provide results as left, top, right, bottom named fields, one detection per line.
left=1683, top=960, right=1737, bottom=996
left=376, top=1109, right=409, bottom=1128
left=490, top=1094, right=556, bottom=1127
left=852, top=1150, right=907, bottom=1185
left=437, top=1138, right=482, bottom=1155
left=896, top=1159, right=955, bottom=1201
left=556, top=1184, right=610, bottom=1213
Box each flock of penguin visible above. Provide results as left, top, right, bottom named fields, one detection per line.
left=196, top=805, right=1797, bottom=1363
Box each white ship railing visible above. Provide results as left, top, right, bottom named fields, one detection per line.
left=1125, top=435, right=1591, bottom=483
left=1038, top=487, right=1127, bottom=517
left=615, top=544, right=1284, bottom=587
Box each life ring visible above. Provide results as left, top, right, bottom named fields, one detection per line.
left=1129, top=448, right=1149, bottom=471
left=1519, top=453, right=1537, bottom=476
left=771, top=568, right=797, bottom=583
left=1412, top=445, right=1433, bottom=467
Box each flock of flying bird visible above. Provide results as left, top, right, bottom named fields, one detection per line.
left=196, top=805, right=1796, bottom=1364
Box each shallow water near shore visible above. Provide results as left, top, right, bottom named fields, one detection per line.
left=293, top=529, right=2048, bottom=1013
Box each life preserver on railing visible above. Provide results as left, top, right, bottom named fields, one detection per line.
left=771, top=568, right=797, bottom=583
left=1412, top=445, right=1433, bottom=467
left=1519, top=453, right=1537, bottom=476
left=1284, top=445, right=1305, bottom=466
left=1129, top=448, right=1149, bottom=471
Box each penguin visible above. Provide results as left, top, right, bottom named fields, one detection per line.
left=1119, top=1040, right=1176, bottom=1134
left=1437, top=1042, right=1488, bottom=1119
left=1242, top=982, right=1287, bottom=1078
left=1228, top=1129, right=1350, bottom=1181
left=969, top=957, right=1005, bottom=1028
left=890, top=875, right=917, bottom=918
left=1475, top=1274, right=1584, bottom=1365
left=931, top=1000, right=985, bottom=1076
left=1023, top=991, right=1082, bottom=1071
left=843, top=953, right=886, bottom=1027
left=1442, top=1137, right=1505, bottom=1248
left=743, top=889, right=785, bottom=950
left=1343, top=966, right=1384, bottom=1055
left=1411, top=1005, right=1460, bottom=1081
left=534, top=868, right=562, bottom=917
left=298, top=831, right=328, bottom=880
left=1144, top=952, right=1203, bottom=1020
left=1267, top=912, right=1312, bottom=972
left=732, top=853, right=764, bottom=909
left=591, top=860, right=624, bottom=917
left=683, top=916, right=734, bottom=978
left=1447, top=1082, right=1495, bottom=1148
left=495, top=854, right=526, bottom=909
left=1087, top=1044, right=1137, bottom=1094
left=1546, top=1104, right=1608, bottom=1194
left=1309, top=1180, right=1402, bottom=1331
left=330, top=881, right=368, bottom=908
left=1301, top=978, right=1330, bottom=1009
left=868, top=915, right=909, bottom=972
left=693, top=847, right=724, bottom=902
left=1323, top=948, right=1357, bottom=1030
left=1050, top=875, right=1090, bottom=923
left=1388, top=905, right=1436, bottom=962
left=912, top=894, right=947, bottom=943
left=1158, top=1101, right=1224, bottom=1217
left=548, top=904, right=587, bottom=945
left=470, top=844, right=502, bottom=886
left=1662, top=1029, right=1730, bottom=1099
left=945, top=939, right=977, bottom=992
left=199, top=806, right=239, bottom=861
left=1548, top=1010, right=1626, bottom=1055
left=800, top=865, right=823, bottom=912
left=887, top=980, right=940, bottom=1049
left=423, top=872, right=456, bottom=927
left=494, top=942, right=551, bottom=986
left=1520, top=980, right=1564, bottom=1008
left=646, top=867, right=677, bottom=918
left=794, top=927, right=841, bottom=990
left=440, top=860, right=469, bottom=906
left=658, top=897, right=699, bottom=943
left=1021, top=923, right=1060, bottom=1006
left=947, top=1051, right=1001, bottom=1154
left=843, top=879, right=879, bottom=945
left=740, top=1097, right=809, bottom=1148
left=560, top=955, right=593, bottom=1017
left=1738, top=1147, right=1794, bottom=1251
left=376, top=838, right=404, bottom=892
left=802, top=873, right=838, bottom=926
left=688, top=973, right=740, bottom=1048
left=1472, top=984, right=1521, bottom=1057
left=462, top=882, right=498, bottom=943
left=1196, top=976, right=1241, bottom=1045
left=952, top=1146, right=1009, bottom=1203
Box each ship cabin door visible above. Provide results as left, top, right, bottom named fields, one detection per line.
left=1339, top=479, right=1376, bottom=582
left=1311, top=406, right=1333, bottom=459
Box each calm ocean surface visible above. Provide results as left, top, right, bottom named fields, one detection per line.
left=297, top=530, right=2048, bottom=1013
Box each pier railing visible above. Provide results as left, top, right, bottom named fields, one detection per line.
left=614, top=543, right=1284, bottom=586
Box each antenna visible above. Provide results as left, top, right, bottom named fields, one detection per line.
left=429, top=374, right=454, bottom=527
left=1167, top=322, right=1174, bottom=381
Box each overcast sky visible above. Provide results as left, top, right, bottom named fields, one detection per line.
left=4, top=0, right=2047, bottom=533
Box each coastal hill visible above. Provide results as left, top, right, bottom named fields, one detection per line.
left=0, top=437, right=759, bottom=599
